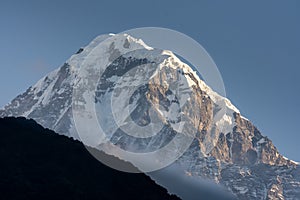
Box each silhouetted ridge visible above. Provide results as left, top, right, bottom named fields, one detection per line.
left=0, top=117, right=180, bottom=200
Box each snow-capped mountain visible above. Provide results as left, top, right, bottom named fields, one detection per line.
left=1, top=33, right=299, bottom=199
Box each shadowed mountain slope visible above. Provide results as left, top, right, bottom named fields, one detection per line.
left=0, top=117, right=180, bottom=200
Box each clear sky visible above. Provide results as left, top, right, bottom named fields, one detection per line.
left=1, top=0, right=299, bottom=161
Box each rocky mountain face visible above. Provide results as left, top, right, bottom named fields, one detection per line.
left=1, top=33, right=299, bottom=199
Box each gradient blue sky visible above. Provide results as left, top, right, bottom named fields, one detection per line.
left=1, top=0, right=299, bottom=161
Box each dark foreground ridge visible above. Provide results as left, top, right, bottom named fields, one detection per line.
left=0, top=117, right=180, bottom=200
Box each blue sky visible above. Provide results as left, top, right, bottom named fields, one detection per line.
left=1, top=0, right=299, bottom=161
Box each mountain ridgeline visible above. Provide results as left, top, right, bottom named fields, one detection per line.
left=0, top=117, right=180, bottom=200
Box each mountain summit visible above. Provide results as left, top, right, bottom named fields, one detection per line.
left=1, top=33, right=299, bottom=199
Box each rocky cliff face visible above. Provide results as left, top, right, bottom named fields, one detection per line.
left=177, top=112, right=300, bottom=199
left=1, top=33, right=299, bottom=199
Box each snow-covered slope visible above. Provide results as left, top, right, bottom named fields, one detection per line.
left=1, top=33, right=299, bottom=199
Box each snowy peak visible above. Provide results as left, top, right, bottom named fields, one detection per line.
left=67, top=33, right=152, bottom=71
left=0, top=33, right=299, bottom=199
left=69, top=33, right=239, bottom=118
